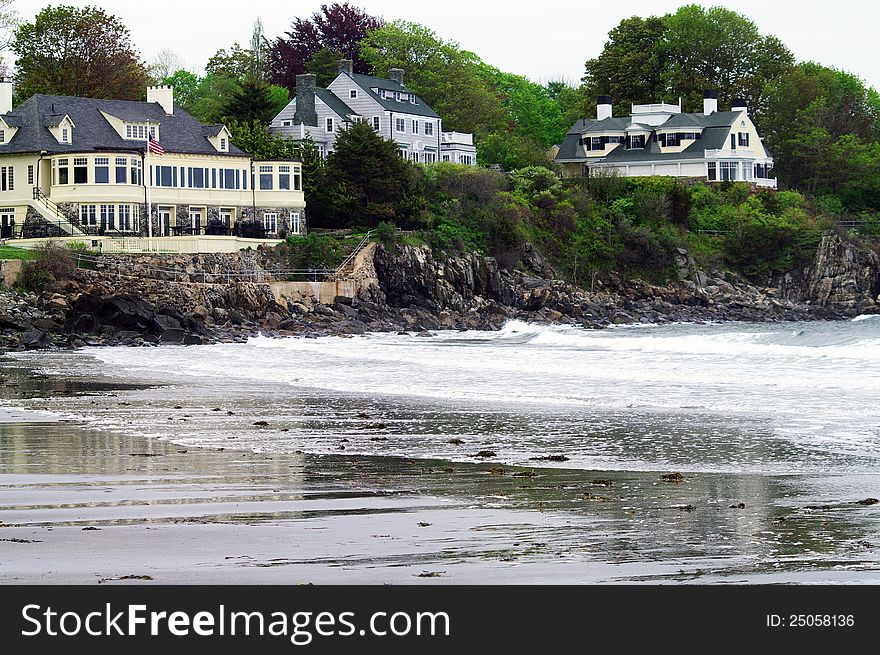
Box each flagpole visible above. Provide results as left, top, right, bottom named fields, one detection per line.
left=145, top=139, right=153, bottom=252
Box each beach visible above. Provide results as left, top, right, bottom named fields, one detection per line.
left=2, top=321, right=880, bottom=584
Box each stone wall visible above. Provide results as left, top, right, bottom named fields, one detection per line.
left=0, top=259, right=22, bottom=287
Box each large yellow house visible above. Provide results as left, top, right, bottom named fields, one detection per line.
left=0, top=81, right=305, bottom=251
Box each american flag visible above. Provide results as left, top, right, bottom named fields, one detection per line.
left=147, top=136, right=165, bottom=155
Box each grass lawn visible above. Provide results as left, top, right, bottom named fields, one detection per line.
left=0, top=245, right=36, bottom=261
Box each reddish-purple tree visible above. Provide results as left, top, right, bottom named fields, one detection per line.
left=266, top=3, right=383, bottom=90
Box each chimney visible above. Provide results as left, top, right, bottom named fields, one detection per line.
left=147, top=85, right=174, bottom=115
left=294, top=74, right=318, bottom=127
left=731, top=98, right=748, bottom=114
left=596, top=95, right=612, bottom=120
left=338, top=59, right=354, bottom=76
left=0, top=78, right=12, bottom=114
left=703, top=90, right=718, bottom=116
left=389, top=68, right=404, bottom=85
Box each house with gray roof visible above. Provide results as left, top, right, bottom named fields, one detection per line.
left=0, top=81, right=306, bottom=250
left=270, top=60, right=477, bottom=165
left=554, top=91, right=775, bottom=188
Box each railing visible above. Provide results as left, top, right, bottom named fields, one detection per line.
left=703, top=149, right=756, bottom=159
left=332, top=230, right=374, bottom=279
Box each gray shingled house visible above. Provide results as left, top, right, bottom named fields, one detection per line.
left=270, top=60, right=477, bottom=165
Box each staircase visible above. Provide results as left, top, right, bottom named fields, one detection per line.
left=332, top=230, right=374, bottom=280
left=29, top=188, right=84, bottom=236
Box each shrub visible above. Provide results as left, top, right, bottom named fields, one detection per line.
left=374, top=221, right=399, bottom=249
left=18, top=242, right=76, bottom=292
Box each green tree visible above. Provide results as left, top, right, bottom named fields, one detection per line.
left=223, top=80, right=278, bottom=124
left=206, top=43, right=253, bottom=80
left=546, top=79, right=587, bottom=129
left=12, top=5, right=150, bottom=100
left=250, top=18, right=266, bottom=83
left=359, top=21, right=507, bottom=137
left=227, top=119, right=296, bottom=159
left=305, top=47, right=344, bottom=87
left=322, top=120, right=424, bottom=228
left=187, top=74, right=242, bottom=124
left=160, top=70, right=201, bottom=110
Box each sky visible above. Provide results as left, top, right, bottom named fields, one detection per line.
left=4, top=0, right=879, bottom=90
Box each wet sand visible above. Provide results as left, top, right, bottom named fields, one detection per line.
left=3, top=409, right=880, bottom=584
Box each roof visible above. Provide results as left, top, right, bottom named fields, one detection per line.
left=315, top=88, right=357, bottom=120
left=0, top=94, right=247, bottom=157
left=555, top=110, right=750, bottom=164
left=348, top=73, right=440, bottom=119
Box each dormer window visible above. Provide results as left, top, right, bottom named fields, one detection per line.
left=124, top=123, right=157, bottom=141
left=0, top=130, right=4, bottom=144
left=410, top=96, right=417, bottom=105
left=350, top=89, right=358, bottom=99
left=220, top=137, right=228, bottom=151
left=62, top=128, right=70, bottom=143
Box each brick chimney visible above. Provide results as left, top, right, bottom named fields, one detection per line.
left=147, top=85, right=174, bottom=115
left=338, top=59, right=354, bottom=76
left=389, top=68, right=404, bottom=85
left=294, top=74, right=318, bottom=127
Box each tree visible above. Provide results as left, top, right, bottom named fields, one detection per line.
left=306, top=47, right=344, bottom=87
left=546, top=79, right=587, bottom=128
left=149, top=48, right=187, bottom=82
left=582, top=15, right=669, bottom=116
left=206, top=44, right=253, bottom=80
left=227, top=119, right=296, bottom=159
left=161, top=70, right=201, bottom=110
left=187, top=74, right=242, bottom=125
left=0, top=0, right=18, bottom=75
left=266, top=2, right=383, bottom=91
left=321, top=120, right=423, bottom=228
left=359, top=21, right=506, bottom=137
left=12, top=5, right=150, bottom=100
left=250, top=18, right=266, bottom=83
left=223, top=80, right=281, bottom=124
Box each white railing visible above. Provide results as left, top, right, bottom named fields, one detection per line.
left=754, top=178, right=778, bottom=188
left=632, top=102, right=681, bottom=114
left=441, top=131, right=474, bottom=145
left=704, top=148, right=756, bottom=159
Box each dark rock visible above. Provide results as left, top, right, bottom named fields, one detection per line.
left=529, top=455, right=570, bottom=462
left=473, top=450, right=497, bottom=458
left=447, top=438, right=465, bottom=445
left=160, top=328, right=186, bottom=343
left=856, top=498, right=879, bottom=506
left=661, top=472, right=685, bottom=483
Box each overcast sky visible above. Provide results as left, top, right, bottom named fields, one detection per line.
left=6, top=0, right=878, bottom=90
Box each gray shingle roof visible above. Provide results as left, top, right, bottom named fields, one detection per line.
left=349, top=73, right=440, bottom=119
left=315, top=88, right=357, bottom=121
left=0, top=94, right=247, bottom=157
left=555, top=111, right=750, bottom=164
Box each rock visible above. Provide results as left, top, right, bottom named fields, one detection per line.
left=160, top=327, right=186, bottom=343
left=661, top=472, right=685, bottom=483
left=856, top=498, right=879, bottom=506
left=447, top=438, right=465, bottom=445
left=529, top=455, right=570, bottom=462
left=415, top=330, right=433, bottom=337
left=729, top=502, right=746, bottom=509
left=21, top=329, right=47, bottom=349
left=253, top=421, right=269, bottom=427
left=473, top=450, right=497, bottom=458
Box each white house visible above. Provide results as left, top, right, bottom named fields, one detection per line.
left=270, top=60, right=477, bottom=165
left=0, top=81, right=306, bottom=250
left=555, top=91, right=776, bottom=188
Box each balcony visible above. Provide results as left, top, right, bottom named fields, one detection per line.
left=441, top=131, right=473, bottom=145
left=704, top=148, right=756, bottom=159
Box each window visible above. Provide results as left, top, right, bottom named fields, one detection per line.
left=282, top=120, right=292, bottom=127
left=461, top=155, right=473, bottom=165
left=27, top=165, right=34, bottom=186
left=442, top=155, right=450, bottom=162
left=189, top=207, right=203, bottom=230
left=591, top=137, right=604, bottom=150
left=219, top=208, right=233, bottom=227
left=398, top=149, right=407, bottom=158
left=291, top=212, right=301, bottom=235
left=259, top=165, right=273, bottom=190
left=189, top=167, right=206, bottom=189
left=94, top=157, right=110, bottom=184
left=326, top=117, right=334, bottom=132
left=0, top=166, right=12, bottom=191
left=130, top=158, right=141, bottom=186
left=707, top=162, right=717, bottom=181
left=62, top=128, right=69, bottom=143
left=279, top=165, right=290, bottom=190
left=720, top=161, right=737, bottom=181
left=220, top=137, right=227, bottom=151
left=0, top=130, right=4, bottom=143
left=410, top=96, right=417, bottom=104
left=738, top=132, right=750, bottom=147
left=412, top=120, right=419, bottom=134
left=293, top=168, right=301, bottom=191
left=99, top=204, right=115, bottom=230
left=349, top=89, right=358, bottom=99
left=741, top=161, right=749, bottom=180
left=157, top=165, right=174, bottom=187
left=115, top=158, right=127, bottom=184
left=424, top=122, right=433, bottom=136
left=56, top=158, right=69, bottom=185
left=626, top=134, right=645, bottom=149
left=394, top=91, right=400, bottom=102
left=395, top=118, right=405, bottom=132
left=400, top=93, right=408, bottom=103
left=731, top=134, right=737, bottom=150
left=263, top=212, right=278, bottom=234
left=73, top=157, right=88, bottom=184
left=423, top=152, right=436, bottom=163
left=409, top=152, right=419, bottom=162
left=79, top=204, right=97, bottom=227
left=372, top=116, right=380, bottom=131
left=117, top=204, right=135, bottom=232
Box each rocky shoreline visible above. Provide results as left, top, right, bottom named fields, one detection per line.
left=1, top=231, right=878, bottom=351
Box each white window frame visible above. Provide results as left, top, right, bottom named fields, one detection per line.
left=220, top=137, right=227, bottom=151
left=349, top=89, right=358, bottom=99
left=395, top=118, right=405, bottom=132
left=61, top=127, right=70, bottom=143
left=0, top=130, right=5, bottom=143
left=424, top=122, right=433, bottom=136
left=290, top=211, right=301, bottom=235
left=372, top=116, right=380, bottom=131
left=326, top=117, right=334, bottom=132
left=263, top=212, right=278, bottom=235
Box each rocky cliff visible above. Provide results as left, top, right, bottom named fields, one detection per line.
left=1, top=230, right=878, bottom=351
